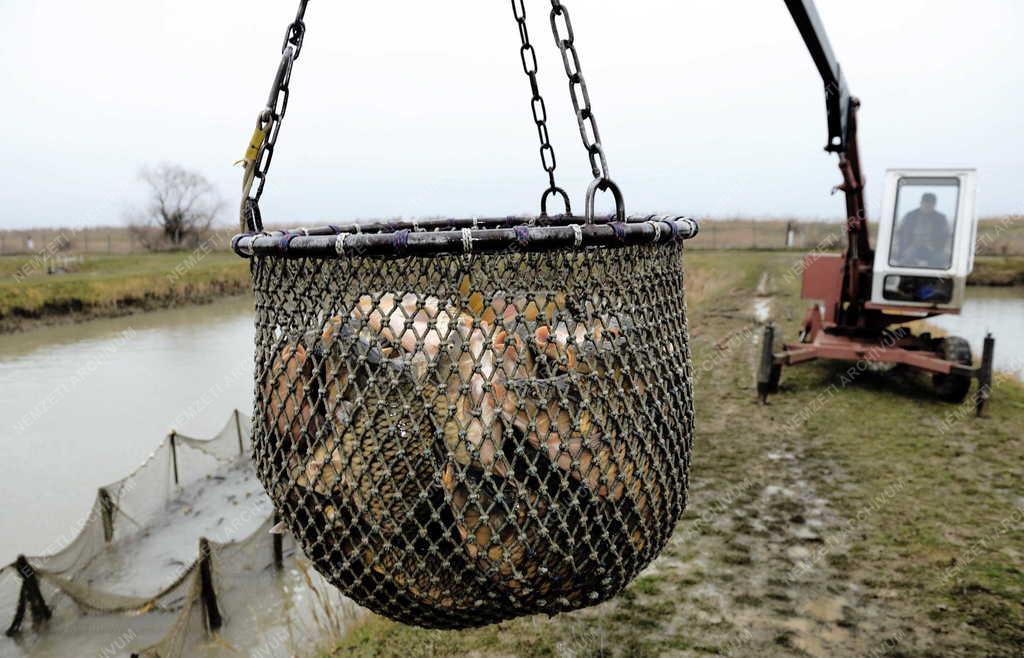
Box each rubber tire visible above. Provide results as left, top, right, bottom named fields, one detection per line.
left=932, top=336, right=973, bottom=403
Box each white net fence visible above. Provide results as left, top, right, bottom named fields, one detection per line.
left=0, top=411, right=351, bottom=658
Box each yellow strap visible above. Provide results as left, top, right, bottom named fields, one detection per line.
left=237, top=124, right=269, bottom=230
left=235, top=126, right=268, bottom=168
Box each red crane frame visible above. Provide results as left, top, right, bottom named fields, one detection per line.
left=758, top=0, right=995, bottom=413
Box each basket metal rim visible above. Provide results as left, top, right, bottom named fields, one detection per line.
left=232, top=214, right=698, bottom=259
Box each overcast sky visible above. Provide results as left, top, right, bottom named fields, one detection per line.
left=0, top=1, right=1020, bottom=230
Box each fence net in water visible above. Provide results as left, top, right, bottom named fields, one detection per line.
left=0, top=412, right=339, bottom=658
left=249, top=236, right=696, bottom=628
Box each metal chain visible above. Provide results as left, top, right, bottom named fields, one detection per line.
left=511, top=0, right=570, bottom=217
left=240, top=0, right=310, bottom=232
left=548, top=0, right=606, bottom=181
left=238, top=0, right=622, bottom=228
left=548, top=0, right=624, bottom=221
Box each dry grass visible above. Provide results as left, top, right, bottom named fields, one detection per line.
left=2, top=216, right=1020, bottom=255
left=0, top=226, right=240, bottom=256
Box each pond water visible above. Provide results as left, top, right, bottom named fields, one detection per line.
left=927, top=286, right=1024, bottom=380
left=0, top=297, right=255, bottom=565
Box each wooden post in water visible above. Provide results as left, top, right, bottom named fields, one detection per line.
left=169, top=432, right=180, bottom=486
left=98, top=488, right=115, bottom=543
left=272, top=513, right=284, bottom=570
left=5, top=556, right=51, bottom=636
left=198, top=538, right=223, bottom=631
left=234, top=409, right=244, bottom=456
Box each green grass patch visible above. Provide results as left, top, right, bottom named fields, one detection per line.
left=628, top=576, right=663, bottom=597
left=968, top=255, right=1024, bottom=286
left=0, top=251, right=249, bottom=330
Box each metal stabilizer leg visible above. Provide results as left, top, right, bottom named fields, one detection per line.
left=757, top=324, right=781, bottom=404
left=975, top=333, right=995, bottom=418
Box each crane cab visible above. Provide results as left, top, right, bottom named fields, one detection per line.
left=869, top=169, right=978, bottom=314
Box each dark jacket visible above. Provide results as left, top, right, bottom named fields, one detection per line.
left=893, top=209, right=952, bottom=268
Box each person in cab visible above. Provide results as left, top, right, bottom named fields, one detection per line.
left=893, top=192, right=953, bottom=268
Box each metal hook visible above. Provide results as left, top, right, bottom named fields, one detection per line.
left=584, top=178, right=625, bottom=224
left=540, top=187, right=572, bottom=218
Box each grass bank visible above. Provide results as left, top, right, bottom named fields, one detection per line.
left=969, top=256, right=1024, bottom=286
left=1, top=246, right=1018, bottom=335
left=316, top=250, right=1023, bottom=657
left=0, top=251, right=250, bottom=333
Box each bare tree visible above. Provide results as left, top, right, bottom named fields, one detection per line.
left=127, top=163, right=224, bottom=250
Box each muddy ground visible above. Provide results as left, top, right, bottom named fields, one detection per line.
left=322, top=250, right=1023, bottom=658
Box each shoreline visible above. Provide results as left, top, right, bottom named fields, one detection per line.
left=0, top=252, right=250, bottom=335
left=967, top=255, right=1024, bottom=286
left=0, top=252, right=1019, bottom=335
left=0, top=280, right=251, bottom=334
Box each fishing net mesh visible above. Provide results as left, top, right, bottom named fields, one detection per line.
left=132, top=516, right=308, bottom=658
left=250, top=240, right=695, bottom=627
left=0, top=413, right=265, bottom=657
left=7, top=414, right=251, bottom=584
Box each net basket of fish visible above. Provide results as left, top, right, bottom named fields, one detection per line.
left=232, top=214, right=698, bottom=628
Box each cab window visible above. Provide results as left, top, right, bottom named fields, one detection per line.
left=889, top=178, right=959, bottom=270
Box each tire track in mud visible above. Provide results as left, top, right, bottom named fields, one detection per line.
left=318, top=255, right=1022, bottom=658
left=655, top=271, right=930, bottom=657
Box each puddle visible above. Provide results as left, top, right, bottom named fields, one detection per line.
left=753, top=298, right=772, bottom=323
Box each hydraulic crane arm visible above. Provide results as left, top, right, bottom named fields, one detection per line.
left=784, top=0, right=851, bottom=154
left=783, top=0, right=873, bottom=323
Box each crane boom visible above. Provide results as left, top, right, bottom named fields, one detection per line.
left=783, top=0, right=872, bottom=326
left=783, top=0, right=851, bottom=153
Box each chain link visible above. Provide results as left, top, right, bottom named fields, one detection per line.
left=548, top=0, right=624, bottom=221
left=282, top=0, right=310, bottom=60
left=240, top=0, right=310, bottom=231
left=511, top=0, right=570, bottom=217
left=549, top=1, right=608, bottom=181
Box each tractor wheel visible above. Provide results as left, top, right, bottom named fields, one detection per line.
left=932, top=336, right=973, bottom=403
